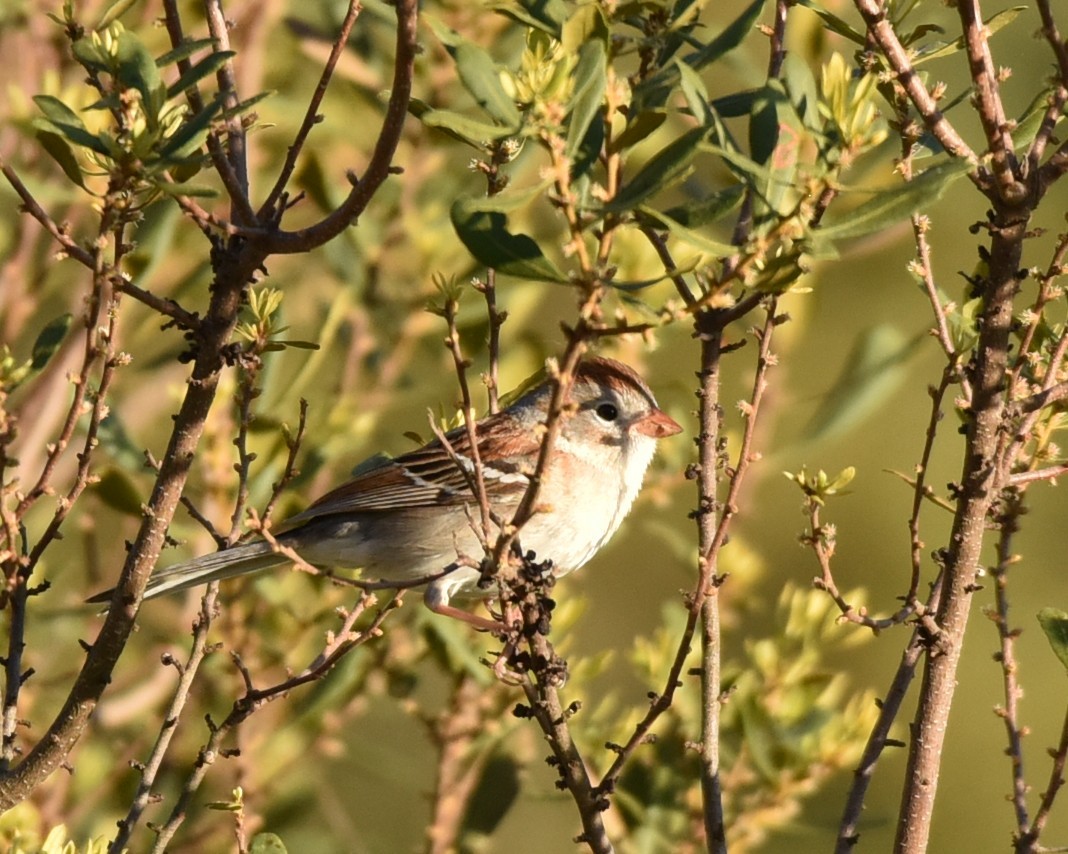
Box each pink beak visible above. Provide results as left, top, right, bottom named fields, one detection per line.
left=634, top=408, right=683, bottom=438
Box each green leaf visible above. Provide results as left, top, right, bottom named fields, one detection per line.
left=561, top=2, right=608, bottom=54
left=96, top=0, right=141, bottom=29
left=155, top=180, right=218, bottom=198
left=609, top=110, right=666, bottom=154
left=913, top=7, right=1026, bottom=65
left=676, top=60, right=712, bottom=126
left=451, top=198, right=568, bottom=283
left=686, top=0, right=767, bottom=72
left=33, top=95, right=110, bottom=156
left=93, top=468, right=144, bottom=516
left=802, top=325, right=924, bottom=442
left=426, top=17, right=521, bottom=128
left=607, top=126, right=708, bottom=213
left=155, top=37, right=218, bottom=68
left=112, top=27, right=164, bottom=112
left=249, top=833, right=288, bottom=854
left=816, top=159, right=973, bottom=242
left=30, top=315, right=73, bottom=371
left=1038, top=608, right=1068, bottom=675
left=165, top=50, right=236, bottom=100
left=411, top=102, right=515, bottom=147
left=662, top=183, right=745, bottom=228
left=637, top=206, right=736, bottom=256
left=36, top=131, right=88, bottom=190
left=158, top=95, right=223, bottom=159
left=217, top=90, right=272, bottom=123
left=489, top=0, right=567, bottom=36
left=565, top=39, right=606, bottom=160
left=795, top=0, right=866, bottom=45
left=632, top=0, right=766, bottom=113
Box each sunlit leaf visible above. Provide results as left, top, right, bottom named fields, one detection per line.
left=249, top=833, right=288, bottom=854
left=1038, top=608, right=1068, bottom=675
left=96, top=0, right=141, bottom=28
left=610, top=110, right=666, bottom=154
left=112, top=27, right=164, bottom=112
left=158, top=95, right=223, bottom=159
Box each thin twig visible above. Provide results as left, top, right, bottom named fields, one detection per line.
left=835, top=573, right=944, bottom=852
left=851, top=0, right=979, bottom=167
left=989, top=492, right=1030, bottom=839
left=109, top=585, right=221, bottom=854
left=148, top=592, right=400, bottom=853
left=0, top=159, right=94, bottom=267
left=259, top=0, right=364, bottom=220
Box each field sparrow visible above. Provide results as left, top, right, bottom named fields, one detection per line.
left=108, top=357, right=681, bottom=628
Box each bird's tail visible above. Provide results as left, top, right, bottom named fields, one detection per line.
left=87, top=541, right=290, bottom=604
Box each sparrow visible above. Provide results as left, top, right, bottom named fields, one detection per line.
left=96, top=357, right=681, bottom=628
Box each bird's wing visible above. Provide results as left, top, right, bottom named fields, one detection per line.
left=278, top=412, right=540, bottom=528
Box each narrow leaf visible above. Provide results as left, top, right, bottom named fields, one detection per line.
left=165, top=50, right=236, bottom=100
left=662, top=184, right=745, bottom=229
left=155, top=37, right=219, bottom=68
left=1038, top=608, right=1068, bottom=675
left=413, top=103, right=515, bottom=147
left=638, top=206, right=737, bottom=256
left=803, top=326, right=924, bottom=442
left=158, top=96, right=223, bottom=159
left=817, top=159, right=973, bottom=242
left=913, top=7, right=1026, bottom=65
left=30, top=314, right=74, bottom=371
left=426, top=17, right=521, bottom=128
left=488, top=0, right=567, bottom=36
left=686, top=0, right=767, bottom=72
left=609, top=111, right=666, bottom=154
left=33, top=95, right=110, bottom=155
left=36, top=131, right=88, bottom=190
left=96, top=0, right=141, bottom=29
left=607, top=126, right=708, bottom=213
left=565, top=39, right=606, bottom=159
left=451, top=199, right=568, bottom=283
left=794, top=0, right=867, bottom=44
left=155, top=180, right=219, bottom=198
left=113, top=28, right=164, bottom=109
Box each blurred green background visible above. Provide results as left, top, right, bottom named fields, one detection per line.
left=2, top=0, right=1068, bottom=851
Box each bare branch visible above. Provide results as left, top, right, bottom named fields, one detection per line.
left=254, top=0, right=418, bottom=254
left=852, top=0, right=979, bottom=168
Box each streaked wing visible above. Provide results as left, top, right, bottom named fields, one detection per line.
left=279, top=412, right=539, bottom=528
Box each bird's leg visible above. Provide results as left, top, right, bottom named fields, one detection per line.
left=426, top=599, right=505, bottom=633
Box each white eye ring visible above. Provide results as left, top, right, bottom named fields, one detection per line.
left=595, top=402, right=619, bottom=422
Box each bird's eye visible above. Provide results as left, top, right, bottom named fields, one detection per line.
left=595, top=402, right=619, bottom=422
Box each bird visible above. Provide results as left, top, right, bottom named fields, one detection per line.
left=96, top=356, right=681, bottom=629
